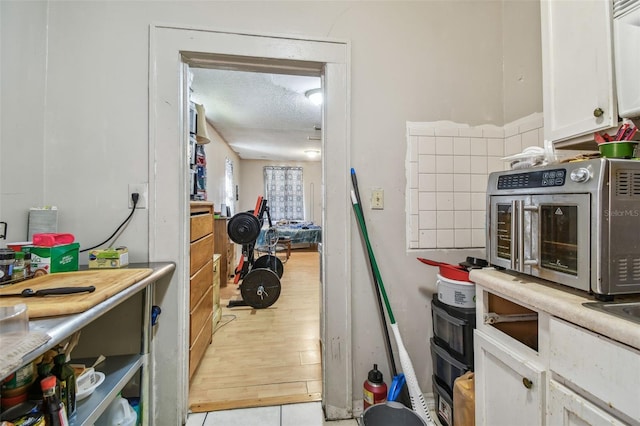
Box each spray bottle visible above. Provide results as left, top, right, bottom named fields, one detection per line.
left=363, top=363, right=387, bottom=410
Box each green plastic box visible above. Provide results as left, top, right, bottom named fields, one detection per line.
left=24, top=243, right=80, bottom=275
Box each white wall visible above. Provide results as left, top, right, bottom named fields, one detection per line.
left=1, top=1, right=542, bottom=422
left=202, top=122, right=241, bottom=215
left=239, top=159, right=322, bottom=224
left=503, top=0, right=543, bottom=123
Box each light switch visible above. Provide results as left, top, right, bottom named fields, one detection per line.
left=371, top=189, right=384, bottom=210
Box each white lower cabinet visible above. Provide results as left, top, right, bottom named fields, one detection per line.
left=548, top=317, right=640, bottom=425
left=548, top=379, right=626, bottom=426
left=474, top=329, right=545, bottom=426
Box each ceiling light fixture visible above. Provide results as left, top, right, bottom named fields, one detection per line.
left=305, top=88, right=323, bottom=106
left=305, top=149, right=321, bottom=158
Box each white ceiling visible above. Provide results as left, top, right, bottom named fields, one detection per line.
left=190, top=68, right=322, bottom=162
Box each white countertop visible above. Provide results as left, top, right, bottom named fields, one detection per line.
left=469, top=268, right=640, bottom=351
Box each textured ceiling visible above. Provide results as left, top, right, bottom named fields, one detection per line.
left=190, top=68, right=322, bottom=162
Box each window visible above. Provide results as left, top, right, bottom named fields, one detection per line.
left=264, top=166, right=304, bottom=221
left=225, top=158, right=234, bottom=216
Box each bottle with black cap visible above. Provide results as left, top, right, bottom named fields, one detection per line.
left=363, top=363, right=387, bottom=410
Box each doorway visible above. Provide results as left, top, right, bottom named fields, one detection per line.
left=149, top=26, right=352, bottom=422
left=187, top=66, right=323, bottom=411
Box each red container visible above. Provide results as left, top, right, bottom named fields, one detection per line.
left=417, top=258, right=470, bottom=282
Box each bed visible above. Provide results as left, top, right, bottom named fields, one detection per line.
left=256, top=221, right=322, bottom=247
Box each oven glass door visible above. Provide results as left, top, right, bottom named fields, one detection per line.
left=527, top=194, right=590, bottom=289
left=489, top=195, right=527, bottom=270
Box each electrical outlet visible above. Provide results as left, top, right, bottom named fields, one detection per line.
left=128, top=183, right=148, bottom=209
left=371, top=189, right=384, bottom=210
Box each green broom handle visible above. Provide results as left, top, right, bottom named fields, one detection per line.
left=351, top=191, right=396, bottom=325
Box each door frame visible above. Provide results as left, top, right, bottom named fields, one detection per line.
left=149, top=24, right=352, bottom=423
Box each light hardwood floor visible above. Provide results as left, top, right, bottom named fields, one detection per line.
left=188, top=250, right=322, bottom=413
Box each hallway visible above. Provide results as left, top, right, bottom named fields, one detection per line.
left=189, top=250, right=322, bottom=412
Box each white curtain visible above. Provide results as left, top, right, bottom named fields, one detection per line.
left=263, top=166, right=304, bottom=221
left=225, top=158, right=234, bottom=216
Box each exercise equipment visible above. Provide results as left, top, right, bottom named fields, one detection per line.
left=227, top=196, right=283, bottom=309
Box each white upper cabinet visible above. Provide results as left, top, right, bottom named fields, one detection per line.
left=541, top=0, right=617, bottom=143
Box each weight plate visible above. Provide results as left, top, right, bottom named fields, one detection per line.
left=253, top=255, right=284, bottom=278
left=240, top=268, right=281, bottom=309
left=227, top=212, right=261, bottom=244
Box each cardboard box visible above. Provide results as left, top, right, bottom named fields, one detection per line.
left=88, top=247, right=129, bottom=269
left=24, top=243, right=80, bottom=276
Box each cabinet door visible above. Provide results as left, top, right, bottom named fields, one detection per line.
left=474, top=329, right=545, bottom=426
left=549, top=317, right=640, bottom=421
left=541, top=0, right=616, bottom=142
left=548, top=379, right=626, bottom=426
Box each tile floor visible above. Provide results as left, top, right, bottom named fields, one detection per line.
left=186, top=402, right=359, bottom=426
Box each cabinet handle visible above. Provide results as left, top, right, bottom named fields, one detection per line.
left=593, top=107, right=604, bottom=118
left=522, top=377, right=533, bottom=389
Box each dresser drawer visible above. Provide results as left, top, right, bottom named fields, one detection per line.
left=189, top=310, right=213, bottom=379
left=190, top=286, right=213, bottom=347
left=190, top=259, right=213, bottom=308
left=190, top=233, right=214, bottom=276
left=190, top=213, right=213, bottom=242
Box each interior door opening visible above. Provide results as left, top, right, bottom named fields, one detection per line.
left=185, top=60, right=324, bottom=413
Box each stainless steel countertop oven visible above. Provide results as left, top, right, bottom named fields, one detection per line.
left=486, top=158, right=640, bottom=300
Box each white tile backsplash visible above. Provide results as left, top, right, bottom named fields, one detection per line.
left=435, top=155, right=454, bottom=173
left=454, top=229, right=472, bottom=248
left=453, top=137, right=471, bottom=155
left=453, top=192, right=471, bottom=210
left=420, top=230, right=437, bottom=248
left=418, top=154, right=436, bottom=173
left=436, top=174, right=454, bottom=192
left=418, top=191, right=436, bottom=210
left=487, top=138, right=504, bottom=156
left=435, top=136, right=454, bottom=155
left=409, top=162, right=419, bottom=189
left=521, top=128, right=540, bottom=149
left=437, top=210, right=455, bottom=228
left=418, top=135, right=436, bottom=154
left=453, top=155, right=471, bottom=174
left=434, top=128, right=459, bottom=137
left=436, top=192, right=454, bottom=210
left=470, top=192, right=486, bottom=211
left=470, top=157, right=487, bottom=174
left=470, top=138, right=487, bottom=156
left=436, top=229, right=455, bottom=248
left=453, top=174, right=471, bottom=192
left=409, top=135, right=419, bottom=158
left=406, top=113, right=543, bottom=249
left=454, top=210, right=471, bottom=228
left=418, top=173, right=437, bottom=192
left=459, top=127, right=483, bottom=138
left=419, top=210, right=438, bottom=229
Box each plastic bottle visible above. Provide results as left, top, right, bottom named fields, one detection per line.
left=363, top=363, right=387, bottom=410
left=40, top=375, right=69, bottom=426
left=52, top=354, right=76, bottom=418
left=28, top=362, right=57, bottom=403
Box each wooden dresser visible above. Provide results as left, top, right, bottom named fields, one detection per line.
left=189, top=201, right=214, bottom=380
left=214, top=217, right=236, bottom=284
left=212, top=253, right=222, bottom=327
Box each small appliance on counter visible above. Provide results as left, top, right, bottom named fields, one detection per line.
left=486, top=158, right=640, bottom=299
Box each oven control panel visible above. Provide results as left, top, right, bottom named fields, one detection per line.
left=497, top=168, right=567, bottom=189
